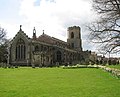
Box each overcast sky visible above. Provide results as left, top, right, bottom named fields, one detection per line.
left=0, top=0, right=119, bottom=57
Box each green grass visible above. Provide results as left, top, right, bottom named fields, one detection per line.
left=0, top=67, right=120, bottom=97
left=107, top=65, right=120, bottom=70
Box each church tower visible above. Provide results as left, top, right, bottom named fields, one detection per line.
left=67, top=26, right=82, bottom=51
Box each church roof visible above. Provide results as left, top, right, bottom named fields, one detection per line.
left=35, top=33, right=68, bottom=46
left=37, top=33, right=55, bottom=45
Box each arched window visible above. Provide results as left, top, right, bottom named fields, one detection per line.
left=44, top=46, right=47, bottom=51
left=40, top=45, right=43, bottom=51
left=35, top=45, right=39, bottom=51
left=16, top=38, right=26, bottom=60
left=56, top=51, right=62, bottom=62
left=46, top=56, right=49, bottom=62
left=71, top=32, right=74, bottom=38
left=71, top=43, right=74, bottom=48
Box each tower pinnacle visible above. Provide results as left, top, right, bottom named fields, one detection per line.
left=43, top=30, right=44, bottom=34
left=33, top=27, right=36, bottom=39
left=20, top=25, right=22, bottom=31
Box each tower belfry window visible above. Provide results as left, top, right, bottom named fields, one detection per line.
left=71, top=32, right=74, bottom=38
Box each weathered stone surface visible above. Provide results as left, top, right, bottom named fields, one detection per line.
left=8, top=26, right=92, bottom=67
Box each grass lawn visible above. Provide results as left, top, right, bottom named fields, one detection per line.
left=107, top=65, right=120, bottom=70
left=0, top=67, right=120, bottom=97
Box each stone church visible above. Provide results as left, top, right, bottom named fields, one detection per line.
left=8, top=25, right=88, bottom=67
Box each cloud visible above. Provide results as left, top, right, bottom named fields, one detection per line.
left=19, top=0, right=94, bottom=42
left=1, top=0, right=118, bottom=57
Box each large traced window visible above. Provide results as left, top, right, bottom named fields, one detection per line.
left=16, top=38, right=26, bottom=60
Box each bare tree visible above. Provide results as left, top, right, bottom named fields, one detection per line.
left=88, top=0, right=120, bottom=54
left=0, top=26, right=7, bottom=64
left=0, top=26, right=6, bottom=44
